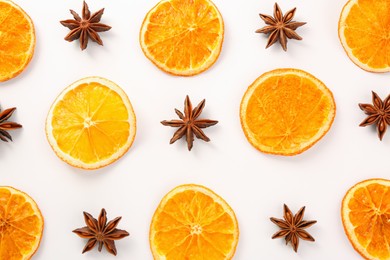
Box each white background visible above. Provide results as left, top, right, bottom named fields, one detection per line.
left=1, top=0, right=388, bottom=259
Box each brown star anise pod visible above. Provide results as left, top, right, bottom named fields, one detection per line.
left=60, top=1, right=111, bottom=50
left=0, top=107, right=22, bottom=142
left=161, top=96, right=218, bottom=151
left=270, top=204, right=317, bottom=252
left=255, top=3, right=306, bottom=51
left=359, top=91, right=390, bottom=141
left=73, top=208, right=129, bottom=256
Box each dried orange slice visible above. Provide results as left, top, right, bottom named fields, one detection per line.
left=342, top=179, right=390, bottom=260
left=150, top=184, right=239, bottom=259
left=240, top=68, right=336, bottom=156
left=140, top=0, right=224, bottom=76
left=0, top=186, right=44, bottom=260
left=339, top=0, right=390, bottom=72
left=0, top=0, right=35, bottom=82
left=46, top=77, right=136, bottom=170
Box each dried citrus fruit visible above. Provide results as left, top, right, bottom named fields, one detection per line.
left=0, top=186, right=44, bottom=260
left=46, top=77, right=136, bottom=170
left=342, top=179, right=390, bottom=260
left=240, top=68, right=335, bottom=156
left=150, top=184, right=239, bottom=259
left=339, top=0, right=390, bottom=72
left=140, top=0, right=224, bottom=76
left=0, top=0, right=35, bottom=82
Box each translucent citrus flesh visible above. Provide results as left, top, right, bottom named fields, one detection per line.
left=339, top=0, right=390, bottom=71
left=0, top=187, right=43, bottom=260
left=343, top=180, right=390, bottom=260
left=140, top=0, right=223, bottom=75
left=0, top=1, right=34, bottom=81
left=150, top=185, right=239, bottom=260
left=241, top=69, right=335, bottom=155
left=51, top=82, right=131, bottom=165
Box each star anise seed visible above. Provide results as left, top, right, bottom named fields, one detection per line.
left=73, top=209, right=129, bottom=256
left=60, top=1, right=111, bottom=50
left=359, top=91, right=390, bottom=141
left=161, top=96, right=218, bottom=151
left=270, top=204, right=316, bottom=252
left=256, top=3, right=306, bottom=51
left=0, top=107, right=22, bottom=142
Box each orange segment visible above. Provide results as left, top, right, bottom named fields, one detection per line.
left=150, top=184, right=239, bottom=260
left=240, top=68, right=336, bottom=156
left=339, top=0, right=390, bottom=72
left=140, top=0, right=224, bottom=76
left=45, top=77, right=136, bottom=170
left=342, top=179, right=390, bottom=260
left=0, top=186, right=44, bottom=260
left=0, top=0, right=35, bottom=82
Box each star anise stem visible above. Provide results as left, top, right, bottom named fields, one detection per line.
left=161, top=96, right=218, bottom=151
left=60, top=1, right=111, bottom=50
left=270, top=204, right=316, bottom=252
left=73, top=209, right=129, bottom=256
left=256, top=3, right=306, bottom=51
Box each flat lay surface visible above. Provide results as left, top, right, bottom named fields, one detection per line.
left=1, top=0, right=389, bottom=259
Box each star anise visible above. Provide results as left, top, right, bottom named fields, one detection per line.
left=255, top=3, right=306, bottom=51
left=0, top=107, right=22, bottom=142
left=359, top=91, right=390, bottom=141
left=270, top=204, right=317, bottom=252
left=73, top=209, right=129, bottom=256
left=60, top=1, right=111, bottom=50
left=161, top=96, right=218, bottom=151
